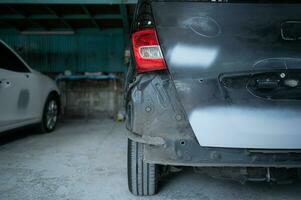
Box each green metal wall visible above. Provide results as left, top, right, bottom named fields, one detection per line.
left=0, top=29, right=125, bottom=73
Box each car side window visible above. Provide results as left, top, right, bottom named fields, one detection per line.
left=0, top=42, right=30, bottom=73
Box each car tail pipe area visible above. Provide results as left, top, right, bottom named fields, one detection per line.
left=193, top=167, right=301, bottom=184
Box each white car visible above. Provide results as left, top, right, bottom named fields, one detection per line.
left=0, top=40, right=60, bottom=133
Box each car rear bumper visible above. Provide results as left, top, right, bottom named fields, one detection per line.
left=125, top=72, right=301, bottom=168
left=128, top=130, right=301, bottom=168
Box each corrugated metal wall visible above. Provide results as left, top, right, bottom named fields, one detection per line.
left=0, top=30, right=125, bottom=73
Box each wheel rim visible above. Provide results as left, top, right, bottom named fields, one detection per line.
left=46, top=100, right=58, bottom=130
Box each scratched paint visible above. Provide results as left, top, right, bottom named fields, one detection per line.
left=190, top=107, right=301, bottom=149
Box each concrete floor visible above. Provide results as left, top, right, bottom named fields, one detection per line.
left=1, top=119, right=301, bottom=200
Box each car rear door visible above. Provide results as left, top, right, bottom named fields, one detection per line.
left=0, top=42, right=36, bottom=132
left=151, top=1, right=301, bottom=149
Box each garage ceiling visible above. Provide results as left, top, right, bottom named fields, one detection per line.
left=0, top=0, right=136, bottom=3
left=0, top=4, right=135, bottom=33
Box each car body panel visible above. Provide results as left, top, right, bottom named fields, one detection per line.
left=0, top=68, right=38, bottom=129
left=151, top=2, right=301, bottom=149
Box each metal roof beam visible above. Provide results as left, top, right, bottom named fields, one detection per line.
left=44, top=5, right=74, bottom=31
left=5, top=5, right=46, bottom=31
left=0, top=0, right=137, bottom=4
left=62, top=14, right=123, bottom=19
left=0, top=14, right=123, bottom=20
left=0, top=20, right=19, bottom=31
left=5, top=5, right=22, bottom=16
left=81, top=5, right=100, bottom=30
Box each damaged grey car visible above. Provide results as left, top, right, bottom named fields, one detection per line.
left=125, top=0, right=301, bottom=196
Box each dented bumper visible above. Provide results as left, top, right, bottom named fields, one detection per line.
left=125, top=73, right=301, bottom=167
left=127, top=128, right=301, bottom=168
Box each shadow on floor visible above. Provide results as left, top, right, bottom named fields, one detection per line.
left=0, top=120, right=68, bottom=145
left=0, top=126, right=40, bottom=145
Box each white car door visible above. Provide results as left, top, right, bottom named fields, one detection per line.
left=0, top=42, right=39, bottom=132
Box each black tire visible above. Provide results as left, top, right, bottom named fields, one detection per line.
left=39, top=94, right=59, bottom=133
left=127, top=139, right=159, bottom=196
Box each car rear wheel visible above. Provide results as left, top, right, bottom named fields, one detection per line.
left=39, top=94, right=59, bottom=133
left=127, top=139, right=159, bottom=196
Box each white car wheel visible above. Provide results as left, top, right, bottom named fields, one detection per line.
left=40, top=94, right=59, bottom=133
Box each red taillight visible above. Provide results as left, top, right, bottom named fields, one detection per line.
left=131, top=28, right=166, bottom=73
